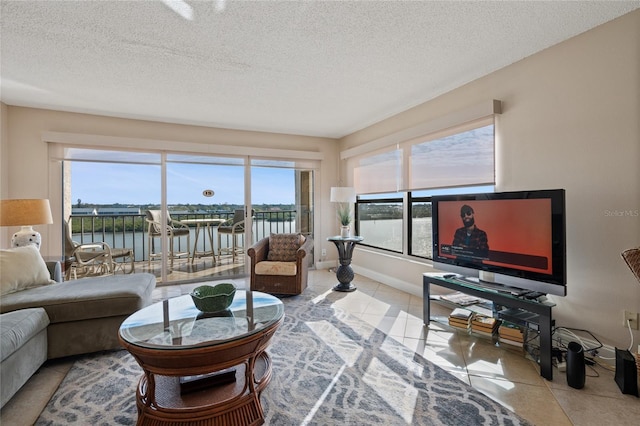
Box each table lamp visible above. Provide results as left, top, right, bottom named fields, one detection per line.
left=330, top=187, right=356, bottom=237
left=0, top=199, right=54, bottom=250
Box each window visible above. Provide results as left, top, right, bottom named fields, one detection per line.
left=408, top=120, right=494, bottom=190
left=409, top=194, right=432, bottom=258
left=354, top=148, right=402, bottom=194
left=351, top=113, right=497, bottom=255
left=356, top=193, right=403, bottom=253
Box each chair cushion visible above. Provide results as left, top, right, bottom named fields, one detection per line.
left=267, top=233, right=304, bottom=262
left=254, top=261, right=297, bottom=276
left=0, top=246, right=56, bottom=296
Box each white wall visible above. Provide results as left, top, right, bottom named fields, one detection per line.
left=340, top=10, right=640, bottom=349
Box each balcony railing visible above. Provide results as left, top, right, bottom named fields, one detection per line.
left=68, top=211, right=300, bottom=263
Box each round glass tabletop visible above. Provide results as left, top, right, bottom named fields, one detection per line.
left=119, top=291, right=284, bottom=350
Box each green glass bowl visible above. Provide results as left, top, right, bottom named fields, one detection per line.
left=190, top=283, right=236, bottom=313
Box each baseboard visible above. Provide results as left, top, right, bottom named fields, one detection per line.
left=315, top=260, right=336, bottom=270
left=352, top=264, right=421, bottom=298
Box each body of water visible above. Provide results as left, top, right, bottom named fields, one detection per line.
left=75, top=217, right=433, bottom=262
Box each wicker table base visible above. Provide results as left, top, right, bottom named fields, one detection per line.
left=135, top=352, right=270, bottom=426
left=119, top=293, right=284, bottom=426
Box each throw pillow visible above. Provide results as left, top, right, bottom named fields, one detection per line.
left=0, top=245, right=55, bottom=296
left=267, top=233, right=303, bottom=262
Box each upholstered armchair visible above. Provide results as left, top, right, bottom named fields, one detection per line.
left=248, top=233, right=314, bottom=296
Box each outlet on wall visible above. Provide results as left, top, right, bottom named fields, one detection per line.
left=321, top=249, right=327, bottom=257
left=623, top=310, right=639, bottom=330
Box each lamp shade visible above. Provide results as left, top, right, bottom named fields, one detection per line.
left=330, top=187, right=356, bottom=203
left=0, top=199, right=53, bottom=226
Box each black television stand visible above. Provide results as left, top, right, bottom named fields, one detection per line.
left=423, top=273, right=556, bottom=380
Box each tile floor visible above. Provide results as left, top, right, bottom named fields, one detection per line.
left=2, top=270, right=639, bottom=425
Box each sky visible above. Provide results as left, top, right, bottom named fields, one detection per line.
left=71, top=162, right=296, bottom=205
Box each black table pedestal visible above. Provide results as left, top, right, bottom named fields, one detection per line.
left=328, top=236, right=363, bottom=292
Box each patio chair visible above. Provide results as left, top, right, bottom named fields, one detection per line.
left=146, top=210, right=191, bottom=268
left=217, top=209, right=248, bottom=263
left=63, top=220, right=135, bottom=280
left=248, top=233, right=314, bottom=295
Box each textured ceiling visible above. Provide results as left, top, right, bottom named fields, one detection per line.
left=1, top=1, right=639, bottom=138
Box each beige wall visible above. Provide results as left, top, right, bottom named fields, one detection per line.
left=0, top=103, right=9, bottom=245
left=1, top=107, right=341, bottom=259
left=341, top=10, right=640, bottom=349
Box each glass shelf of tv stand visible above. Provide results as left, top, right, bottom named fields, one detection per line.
left=423, top=272, right=556, bottom=380
left=438, top=275, right=550, bottom=301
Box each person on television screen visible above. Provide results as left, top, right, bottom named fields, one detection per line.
left=452, top=204, right=489, bottom=258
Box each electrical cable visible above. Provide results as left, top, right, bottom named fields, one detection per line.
left=585, top=363, right=600, bottom=378
left=552, top=326, right=603, bottom=353
left=598, top=319, right=640, bottom=360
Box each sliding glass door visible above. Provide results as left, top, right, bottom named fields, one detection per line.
left=165, top=155, right=247, bottom=281
left=64, top=148, right=162, bottom=276
left=63, top=149, right=315, bottom=285
left=250, top=159, right=315, bottom=262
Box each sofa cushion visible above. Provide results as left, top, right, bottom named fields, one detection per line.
left=0, top=273, right=156, bottom=323
left=254, top=261, right=297, bottom=276
left=0, top=246, right=55, bottom=296
left=267, top=233, right=304, bottom=262
left=0, top=308, right=49, bottom=362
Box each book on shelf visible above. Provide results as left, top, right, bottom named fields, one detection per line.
left=498, top=322, right=524, bottom=338
left=498, top=331, right=524, bottom=342
left=473, top=329, right=496, bottom=338
left=471, top=316, right=499, bottom=337
left=499, top=337, right=525, bottom=348
left=449, top=317, right=471, bottom=329
left=472, top=324, right=496, bottom=332
left=448, top=308, right=472, bottom=330
left=449, top=307, right=473, bottom=319
left=499, top=333, right=524, bottom=342
left=472, top=316, right=499, bottom=328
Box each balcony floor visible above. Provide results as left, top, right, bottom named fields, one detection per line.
left=130, top=254, right=248, bottom=285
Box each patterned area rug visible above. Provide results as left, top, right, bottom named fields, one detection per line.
left=36, top=289, right=532, bottom=425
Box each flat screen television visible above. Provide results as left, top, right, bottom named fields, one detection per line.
left=431, top=189, right=566, bottom=296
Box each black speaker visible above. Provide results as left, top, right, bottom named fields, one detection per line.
left=614, top=347, right=639, bottom=397
left=566, top=341, right=585, bottom=389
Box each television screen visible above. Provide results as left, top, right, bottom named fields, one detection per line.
left=432, top=189, right=566, bottom=296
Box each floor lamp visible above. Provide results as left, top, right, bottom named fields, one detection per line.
left=0, top=199, right=54, bottom=250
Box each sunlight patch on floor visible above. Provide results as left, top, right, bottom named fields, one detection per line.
left=363, top=357, right=417, bottom=424
left=306, top=320, right=363, bottom=366
left=466, top=360, right=512, bottom=385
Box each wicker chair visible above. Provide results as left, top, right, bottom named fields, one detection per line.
left=621, top=247, right=640, bottom=284
left=248, top=234, right=314, bottom=296
left=63, top=220, right=134, bottom=280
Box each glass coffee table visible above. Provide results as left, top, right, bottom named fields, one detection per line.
left=119, top=290, right=284, bottom=426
